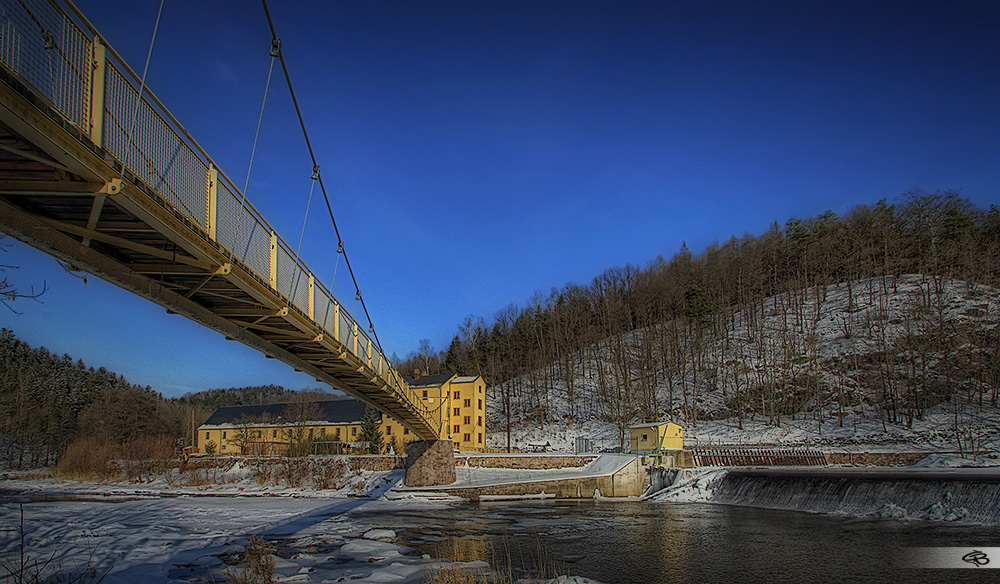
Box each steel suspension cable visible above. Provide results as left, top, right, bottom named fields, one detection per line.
left=260, top=0, right=390, bottom=357
left=119, top=0, right=166, bottom=183
left=233, top=47, right=279, bottom=260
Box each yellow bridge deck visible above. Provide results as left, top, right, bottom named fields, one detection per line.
left=0, top=0, right=437, bottom=439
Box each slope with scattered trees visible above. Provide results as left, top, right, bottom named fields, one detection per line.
left=398, top=191, right=1000, bottom=446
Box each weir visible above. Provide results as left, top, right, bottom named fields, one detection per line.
left=713, top=468, right=1000, bottom=523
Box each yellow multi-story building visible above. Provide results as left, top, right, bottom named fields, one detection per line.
left=404, top=372, right=487, bottom=452
left=198, top=373, right=487, bottom=455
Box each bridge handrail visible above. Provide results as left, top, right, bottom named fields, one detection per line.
left=2, top=0, right=430, bottom=424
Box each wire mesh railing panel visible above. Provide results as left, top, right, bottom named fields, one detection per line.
left=214, top=180, right=244, bottom=255
left=0, top=0, right=89, bottom=128
left=314, top=291, right=332, bottom=334
left=275, top=245, right=299, bottom=309
left=242, top=218, right=270, bottom=278
left=337, top=310, right=352, bottom=349
left=103, top=63, right=207, bottom=228
left=291, top=265, right=309, bottom=314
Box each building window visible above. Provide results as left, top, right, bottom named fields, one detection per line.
left=478, top=399, right=482, bottom=409
left=453, top=391, right=460, bottom=399
left=463, top=399, right=470, bottom=407
left=464, top=416, right=471, bottom=424
left=222, top=431, right=226, bottom=439
left=272, top=430, right=277, bottom=438
left=642, top=434, right=648, bottom=441
left=222, top=445, right=226, bottom=450
left=478, top=416, right=482, bottom=426
left=404, top=428, right=409, bottom=435
left=309, top=429, right=314, bottom=438
left=386, top=425, right=392, bottom=435
left=422, top=390, right=428, bottom=398
left=352, top=427, right=357, bottom=436
left=478, top=433, right=483, bottom=443
left=321, top=428, right=326, bottom=437
left=453, top=424, right=460, bottom=433
left=336, top=428, right=341, bottom=437
left=453, top=407, right=460, bottom=416
left=463, top=433, right=470, bottom=442
left=206, top=432, right=210, bottom=440
left=256, top=430, right=262, bottom=438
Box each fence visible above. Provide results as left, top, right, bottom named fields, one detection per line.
left=692, top=447, right=827, bottom=466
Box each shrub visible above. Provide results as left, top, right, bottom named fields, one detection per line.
left=120, top=435, right=175, bottom=483
left=53, top=437, right=119, bottom=481
left=204, top=440, right=217, bottom=455
left=225, top=535, right=275, bottom=584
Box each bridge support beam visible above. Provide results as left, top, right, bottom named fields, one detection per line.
left=404, top=440, right=456, bottom=487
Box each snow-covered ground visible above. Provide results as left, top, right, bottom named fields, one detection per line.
left=1, top=469, right=605, bottom=584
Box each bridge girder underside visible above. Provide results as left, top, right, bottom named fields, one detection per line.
left=0, top=71, right=436, bottom=440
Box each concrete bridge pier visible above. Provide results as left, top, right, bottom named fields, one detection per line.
left=404, top=440, right=456, bottom=487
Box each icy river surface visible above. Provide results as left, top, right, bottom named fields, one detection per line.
left=362, top=499, right=1000, bottom=583
left=3, top=494, right=1000, bottom=583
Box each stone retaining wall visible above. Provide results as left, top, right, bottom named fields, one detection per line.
left=825, top=452, right=930, bottom=466
left=440, top=456, right=646, bottom=500
left=454, top=455, right=596, bottom=470
left=348, top=455, right=406, bottom=472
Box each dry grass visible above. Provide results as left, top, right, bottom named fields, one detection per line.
left=52, top=437, right=119, bottom=481
left=424, top=536, right=558, bottom=584
left=426, top=564, right=490, bottom=584
left=119, top=435, right=175, bottom=483
left=225, top=535, right=275, bottom=584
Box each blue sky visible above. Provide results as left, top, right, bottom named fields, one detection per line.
left=2, top=0, right=998, bottom=397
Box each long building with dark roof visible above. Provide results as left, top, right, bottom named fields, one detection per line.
left=197, top=373, right=488, bottom=455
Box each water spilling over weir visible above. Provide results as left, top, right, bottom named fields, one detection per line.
left=712, top=468, right=1000, bottom=523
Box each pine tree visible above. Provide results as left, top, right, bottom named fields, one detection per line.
left=359, top=405, right=383, bottom=454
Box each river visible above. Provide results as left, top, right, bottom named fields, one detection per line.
left=3, top=491, right=999, bottom=583
left=354, top=499, right=1000, bottom=583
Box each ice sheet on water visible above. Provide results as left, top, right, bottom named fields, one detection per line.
left=363, top=528, right=397, bottom=541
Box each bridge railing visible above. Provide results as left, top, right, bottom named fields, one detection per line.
left=0, top=0, right=429, bottom=426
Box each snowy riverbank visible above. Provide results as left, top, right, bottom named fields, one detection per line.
left=1, top=469, right=609, bottom=584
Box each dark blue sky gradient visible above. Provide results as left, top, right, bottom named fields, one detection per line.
left=2, top=1, right=998, bottom=396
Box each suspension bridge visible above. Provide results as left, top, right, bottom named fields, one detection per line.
left=0, top=0, right=440, bottom=441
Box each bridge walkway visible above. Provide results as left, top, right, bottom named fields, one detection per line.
left=0, top=0, right=438, bottom=439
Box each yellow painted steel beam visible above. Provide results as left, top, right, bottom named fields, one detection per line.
left=0, top=179, right=109, bottom=195
left=32, top=214, right=215, bottom=270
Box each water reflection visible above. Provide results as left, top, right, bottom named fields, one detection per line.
left=352, top=500, right=1000, bottom=584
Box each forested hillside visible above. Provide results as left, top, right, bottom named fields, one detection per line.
left=0, top=330, right=330, bottom=468
left=0, top=329, right=188, bottom=467
left=401, top=191, right=1000, bottom=442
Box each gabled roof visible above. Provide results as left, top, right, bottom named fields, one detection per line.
left=201, top=400, right=377, bottom=427
left=452, top=375, right=481, bottom=383
left=630, top=421, right=680, bottom=429
left=404, top=373, right=455, bottom=388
